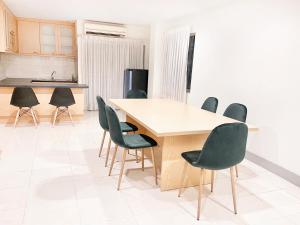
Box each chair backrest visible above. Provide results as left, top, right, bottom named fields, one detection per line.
left=105, top=105, right=126, bottom=147
left=126, top=89, right=147, bottom=99
left=10, top=87, right=39, bottom=108
left=223, top=103, right=247, bottom=122
left=49, top=88, right=75, bottom=107
left=96, top=96, right=109, bottom=131
left=201, top=97, right=218, bottom=113
left=195, top=123, right=248, bottom=170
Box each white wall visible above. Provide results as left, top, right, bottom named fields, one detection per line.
left=149, top=0, right=300, bottom=175
left=0, top=54, right=77, bottom=80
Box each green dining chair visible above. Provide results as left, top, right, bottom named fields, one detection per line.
left=96, top=96, right=138, bottom=167
left=105, top=105, right=158, bottom=190
left=223, top=103, right=247, bottom=177
left=178, top=123, right=248, bottom=220
left=201, top=97, right=218, bottom=113
left=126, top=89, right=147, bottom=99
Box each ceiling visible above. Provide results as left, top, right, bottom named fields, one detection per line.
left=3, top=0, right=225, bottom=24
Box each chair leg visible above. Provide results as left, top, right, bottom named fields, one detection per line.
left=67, top=107, right=74, bottom=125
left=32, top=110, right=39, bottom=123
left=211, top=170, right=215, bottom=192
left=52, top=107, right=58, bottom=126
left=230, top=167, right=238, bottom=214
left=98, top=131, right=107, bottom=157
left=178, top=161, right=188, bottom=197
left=197, top=168, right=204, bottom=220
left=108, top=145, right=118, bottom=176
left=141, top=149, right=144, bottom=171
left=105, top=138, right=112, bottom=167
left=117, top=148, right=127, bottom=191
left=150, top=147, right=157, bottom=185
left=30, top=108, right=37, bottom=127
left=235, top=165, right=239, bottom=178
left=14, top=108, right=20, bottom=128
left=135, top=149, right=138, bottom=163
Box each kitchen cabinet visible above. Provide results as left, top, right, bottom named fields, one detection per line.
left=18, top=20, right=40, bottom=54
left=0, top=1, right=18, bottom=53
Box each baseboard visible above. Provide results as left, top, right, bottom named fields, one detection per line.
left=246, top=151, right=300, bottom=187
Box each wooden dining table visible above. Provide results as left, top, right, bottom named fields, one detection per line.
left=110, top=98, right=258, bottom=191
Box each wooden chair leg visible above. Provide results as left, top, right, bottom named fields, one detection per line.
left=67, top=107, right=74, bottom=125
left=211, top=170, right=215, bottom=192
left=150, top=147, right=157, bottom=185
left=30, top=108, right=37, bottom=127
left=141, top=149, right=144, bottom=171
left=52, top=107, right=58, bottom=126
left=235, top=165, right=239, bottom=178
left=108, top=145, right=118, bottom=176
left=117, top=149, right=127, bottom=191
left=135, top=149, right=138, bottom=163
left=14, top=108, right=20, bottom=128
left=98, top=131, right=107, bottom=157
left=105, top=138, right=112, bottom=167
left=230, top=167, right=238, bottom=214
left=197, top=168, right=204, bottom=220
left=178, top=161, right=188, bottom=197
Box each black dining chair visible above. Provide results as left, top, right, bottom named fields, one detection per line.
left=223, top=103, right=247, bottom=177
left=49, top=88, right=75, bottom=126
left=201, top=97, right=218, bottom=113
left=10, top=87, right=40, bottom=127
left=96, top=96, right=138, bottom=167
left=105, top=105, right=158, bottom=190
left=126, top=89, right=147, bottom=99
left=178, top=123, right=248, bottom=220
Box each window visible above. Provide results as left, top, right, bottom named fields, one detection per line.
left=186, top=34, right=195, bottom=93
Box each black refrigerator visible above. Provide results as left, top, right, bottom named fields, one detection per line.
left=123, top=69, right=148, bottom=98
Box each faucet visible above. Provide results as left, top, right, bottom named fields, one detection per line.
left=51, top=71, right=56, bottom=80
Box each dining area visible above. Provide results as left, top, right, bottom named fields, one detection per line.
left=96, top=91, right=258, bottom=220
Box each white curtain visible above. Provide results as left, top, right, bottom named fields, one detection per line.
left=160, top=27, right=190, bottom=102
left=79, top=35, right=144, bottom=110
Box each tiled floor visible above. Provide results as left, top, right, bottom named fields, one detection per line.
left=0, top=111, right=300, bottom=225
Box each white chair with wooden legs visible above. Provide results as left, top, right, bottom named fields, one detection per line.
left=105, top=105, right=158, bottom=190
left=96, top=96, right=138, bottom=168
left=178, top=123, right=248, bottom=220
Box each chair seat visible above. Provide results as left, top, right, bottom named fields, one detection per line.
left=123, top=134, right=157, bottom=149
left=181, top=150, right=202, bottom=166
left=120, top=122, right=138, bottom=132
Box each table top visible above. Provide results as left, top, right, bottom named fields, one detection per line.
left=110, top=99, right=258, bottom=137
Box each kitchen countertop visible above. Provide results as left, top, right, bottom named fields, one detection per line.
left=0, top=78, right=88, bottom=88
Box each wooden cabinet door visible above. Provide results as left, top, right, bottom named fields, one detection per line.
left=5, top=9, right=17, bottom=52
left=0, top=2, right=6, bottom=52
left=57, top=25, right=75, bottom=56
left=40, top=23, right=57, bottom=55
left=18, top=20, right=40, bottom=54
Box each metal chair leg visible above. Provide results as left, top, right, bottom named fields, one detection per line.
left=235, top=165, right=239, bottom=178
left=230, top=167, right=238, bottom=214
left=30, top=108, right=37, bottom=127
left=98, top=131, right=107, bottom=157
left=14, top=108, right=20, bottom=128
left=197, top=168, right=204, bottom=220
left=117, top=148, right=127, bottom=191
left=211, top=170, right=215, bottom=192
left=105, top=138, right=112, bottom=167
left=178, top=161, right=188, bottom=197
left=108, top=145, right=118, bottom=176
left=150, top=147, right=157, bottom=185
left=52, top=107, right=58, bottom=126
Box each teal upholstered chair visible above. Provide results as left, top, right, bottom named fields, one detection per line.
left=178, top=123, right=248, bottom=220
left=201, top=97, right=218, bottom=113
left=105, top=105, right=158, bottom=190
left=96, top=96, right=138, bottom=167
left=223, top=103, right=247, bottom=177
left=126, top=89, right=147, bottom=99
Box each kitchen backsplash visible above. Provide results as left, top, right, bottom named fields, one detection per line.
left=0, top=53, right=77, bottom=80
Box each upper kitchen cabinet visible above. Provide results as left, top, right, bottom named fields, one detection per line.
left=0, top=1, right=18, bottom=53
left=18, top=20, right=40, bottom=54
left=18, top=19, right=76, bottom=58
